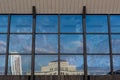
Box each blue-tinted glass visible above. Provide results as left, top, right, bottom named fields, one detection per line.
left=110, top=15, right=120, bottom=32
left=0, top=15, right=8, bottom=32
left=60, top=35, right=83, bottom=53
left=113, top=55, right=120, bottom=72
left=0, top=55, right=5, bottom=75
left=35, top=55, right=58, bottom=75
left=35, top=34, right=58, bottom=53
left=9, top=34, right=32, bottom=53
left=112, top=35, right=120, bottom=53
left=86, top=35, right=109, bottom=54
left=60, top=55, right=84, bottom=75
left=86, top=15, right=108, bottom=33
left=60, top=15, right=82, bottom=33
left=10, top=15, right=32, bottom=32
left=36, top=15, right=58, bottom=33
left=87, top=55, right=110, bottom=75
left=8, top=55, right=31, bottom=75
left=0, top=35, right=7, bottom=54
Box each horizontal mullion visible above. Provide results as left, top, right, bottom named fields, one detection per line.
left=86, top=33, right=109, bottom=34
left=35, top=53, right=58, bottom=55
left=8, top=53, right=32, bottom=55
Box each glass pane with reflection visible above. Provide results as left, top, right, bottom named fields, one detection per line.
left=112, top=35, right=120, bottom=53
left=60, top=34, right=83, bottom=53
left=0, top=55, right=5, bottom=75
left=10, top=15, right=32, bottom=33
left=60, top=15, right=82, bottom=33
left=36, top=15, right=58, bottom=33
left=86, top=35, right=109, bottom=54
left=110, top=15, right=120, bottom=32
left=0, top=15, right=8, bottom=32
left=8, top=55, right=31, bottom=75
left=86, top=15, right=108, bottom=33
left=35, top=55, right=58, bottom=75
left=113, top=55, right=120, bottom=73
left=60, top=55, right=84, bottom=75
left=0, top=35, right=7, bottom=54
left=9, top=34, right=32, bottom=54
left=35, top=34, right=58, bottom=54
left=87, top=55, right=110, bottom=75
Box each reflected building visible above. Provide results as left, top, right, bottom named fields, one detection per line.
left=28, top=60, right=84, bottom=75
left=11, top=54, right=22, bottom=75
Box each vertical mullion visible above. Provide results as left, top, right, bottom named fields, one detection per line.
left=82, top=6, right=87, bottom=80
left=5, top=14, right=11, bottom=75
left=108, top=14, right=113, bottom=75
left=31, top=6, right=36, bottom=80
left=58, top=14, right=60, bottom=77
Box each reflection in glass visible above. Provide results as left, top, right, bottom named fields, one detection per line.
left=8, top=55, right=31, bottom=75
left=113, top=56, right=120, bottom=72
left=0, top=35, right=7, bottom=54
left=10, top=15, right=32, bottom=33
left=110, top=15, right=120, bottom=32
left=86, top=15, right=108, bottom=33
left=0, top=15, right=8, bottom=32
left=60, top=15, right=82, bottom=33
left=9, top=34, right=32, bottom=53
left=35, top=35, right=58, bottom=53
left=112, top=35, right=120, bottom=53
left=35, top=55, right=58, bottom=75
left=0, top=55, right=5, bottom=75
left=60, top=55, right=84, bottom=75
left=60, top=35, right=83, bottom=53
left=86, top=35, right=109, bottom=54
left=87, top=55, right=110, bottom=75
left=36, top=15, right=58, bottom=33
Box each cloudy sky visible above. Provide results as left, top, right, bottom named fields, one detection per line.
left=0, top=15, right=120, bottom=75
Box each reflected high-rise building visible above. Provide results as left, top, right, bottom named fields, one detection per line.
left=27, top=60, right=84, bottom=75
left=11, top=53, right=22, bottom=75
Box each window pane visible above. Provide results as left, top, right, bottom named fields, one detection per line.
left=36, top=15, right=58, bottom=33
left=86, top=15, right=108, bottom=33
left=9, top=34, right=32, bottom=54
left=0, top=15, right=8, bottom=32
left=87, top=55, right=110, bottom=75
left=113, top=55, right=120, bottom=73
left=10, top=15, right=32, bottom=33
left=60, top=55, right=84, bottom=75
left=35, top=34, right=58, bottom=54
left=35, top=55, right=58, bottom=75
left=60, top=15, right=82, bottom=33
left=110, top=15, right=120, bottom=32
left=8, top=55, right=31, bottom=75
left=86, top=35, right=109, bottom=54
left=112, top=35, right=120, bottom=53
left=60, top=35, right=83, bottom=53
left=0, top=35, right=7, bottom=54
left=0, top=55, right=5, bottom=75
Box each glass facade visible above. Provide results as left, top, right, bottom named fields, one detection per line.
left=0, top=14, right=120, bottom=76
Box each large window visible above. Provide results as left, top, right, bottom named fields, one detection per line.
left=0, top=14, right=120, bottom=76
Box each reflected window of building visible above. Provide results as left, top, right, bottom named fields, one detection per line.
left=87, top=55, right=110, bottom=75
left=60, top=15, right=82, bottom=33
left=35, top=55, right=58, bottom=75
left=0, top=15, right=8, bottom=33
left=110, top=15, right=120, bottom=33
left=9, top=34, right=32, bottom=54
left=86, top=15, right=108, bottom=33
left=0, top=35, right=7, bottom=54
left=0, top=55, right=5, bottom=75
left=86, top=35, right=109, bottom=54
left=35, top=34, right=58, bottom=54
left=36, top=15, right=58, bottom=33
left=10, top=15, right=32, bottom=33
left=8, top=55, right=31, bottom=75
left=60, top=34, right=83, bottom=54
left=60, top=55, right=84, bottom=75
